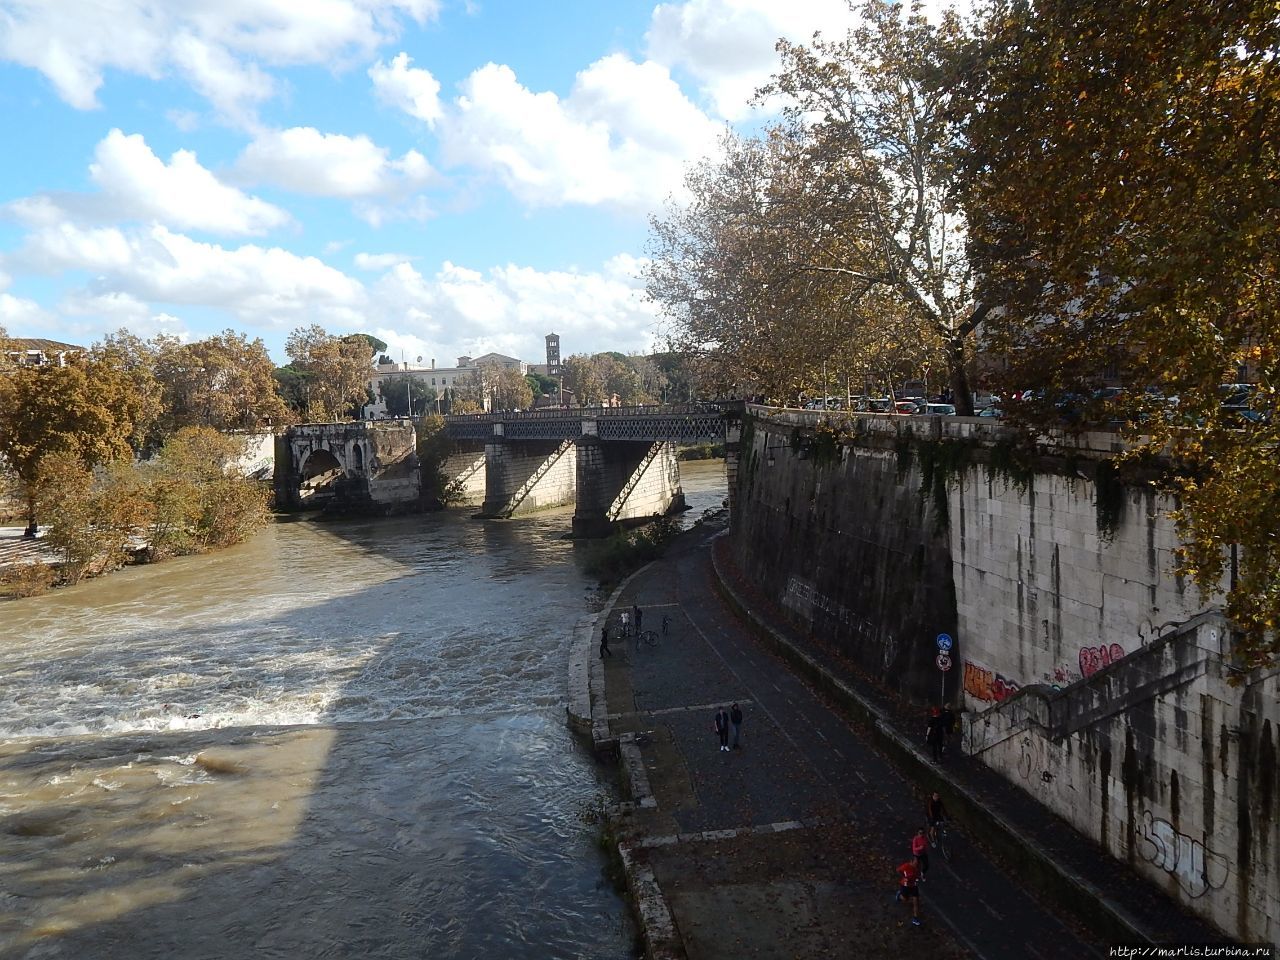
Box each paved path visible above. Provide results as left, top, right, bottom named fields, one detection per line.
left=603, top=536, right=1108, bottom=959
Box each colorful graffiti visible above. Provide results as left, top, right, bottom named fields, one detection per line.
left=1078, top=643, right=1126, bottom=678
left=1137, top=811, right=1229, bottom=899
left=1039, top=663, right=1080, bottom=691
left=963, top=661, right=1021, bottom=703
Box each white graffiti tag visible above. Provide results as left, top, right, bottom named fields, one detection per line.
left=1137, top=811, right=1229, bottom=899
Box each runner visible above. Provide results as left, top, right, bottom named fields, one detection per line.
left=895, top=859, right=923, bottom=926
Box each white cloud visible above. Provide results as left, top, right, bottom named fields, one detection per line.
left=235, top=127, right=433, bottom=199
left=2, top=131, right=290, bottom=238
left=0, top=292, right=54, bottom=328
left=9, top=222, right=366, bottom=329
left=91, top=130, right=290, bottom=235
left=368, top=257, right=659, bottom=361
left=355, top=252, right=414, bottom=271
left=369, top=52, right=442, bottom=127
left=440, top=55, right=722, bottom=212
left=0, top=0, right=440, bottom=123
left=646, top=0, right=855, bottom=120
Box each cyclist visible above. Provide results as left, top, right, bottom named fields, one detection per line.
left=926, top=791, right=947, bottom=846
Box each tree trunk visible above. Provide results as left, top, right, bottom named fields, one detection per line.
left=948, top=338, right=975, bottom=416
left=23, top=493, right=37, bottom=538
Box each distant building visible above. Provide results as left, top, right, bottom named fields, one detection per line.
left=364, top=357, right=486, bottom=417
left=4, top=338, right=84, bottom=368
left=470, top=352, right=527, bottom=375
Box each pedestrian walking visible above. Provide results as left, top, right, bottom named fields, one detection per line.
left=633, top=604, right=643, bottom=634
left=730, top=702, right=743, bottom=750
left=661, top=613, right=671, bottom=636
left=599, top=626, right=611, bottom=659
left=940, top=704, right=956, bottom=757
left=925, top=707, right=945, bottom=762
left=714, top=706, right=730, bottom=752
left=912, top=828, right=930, bottom=879
left=896, top=859, right=923, bottom=926
left=620, top=610, right=629, bottom=638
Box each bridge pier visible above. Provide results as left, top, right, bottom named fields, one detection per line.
left=477, top=427, right=577, bottom=518
left=572, top=431, right=684, bottom=538
left=440, top=442, right=486, bottom=505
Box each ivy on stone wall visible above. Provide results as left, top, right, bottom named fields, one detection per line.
left=985, top=435, right=1037, bottom=495
left=917, top=438, right=974, bottom=529
left=895, top=428, right=915, bottom=479
left=1093, top=459, right=1126, bottom=541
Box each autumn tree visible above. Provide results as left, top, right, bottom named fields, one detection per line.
left=153, top=331, right=291, bottom=436
left=93, top=329, right=164, bottom=451
left=562, top=354, right=607, bottom=406
left=0, top=353, right=148, bottom=535
left=380, top=375, right=438, bottom=417
left=487, top=365, right=534, bottom=411
left=283, top=326, right=376, bottom=421
left=955, top=0, right=1280, bottom=663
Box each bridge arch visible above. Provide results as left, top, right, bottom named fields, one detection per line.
left=352, top=443, right=365, bottom=472
left=299, top=448, right=344, bottom=502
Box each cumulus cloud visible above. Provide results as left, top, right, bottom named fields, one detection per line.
left=439, top=55, right=722, bottom=212
left=369, top=52, right=442, bottom=126
left=367, top=256, right=658, bottom=361
left=0, top=292, right=55, bottom=328
left=8, top=222, right=366, bottom=330
left=646, top=0, right=855, bottom=120
left=2, top=131, right=289, bottom=238
left=0, top=0, right=440, bottom=123
left=354, top=252, right=414, bottom=271
left=235, top=127, right=433, bottom=199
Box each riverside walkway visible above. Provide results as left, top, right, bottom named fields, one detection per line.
left=582, top=526, right=1229, bottom=959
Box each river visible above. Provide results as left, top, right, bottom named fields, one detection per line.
left=0, top=461, right=728, bottom=959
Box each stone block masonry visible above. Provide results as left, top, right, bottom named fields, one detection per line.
left=731, top=407, right=1277, bottom=943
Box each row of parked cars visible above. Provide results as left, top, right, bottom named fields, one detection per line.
left=802, top=396, right=959, bottom=416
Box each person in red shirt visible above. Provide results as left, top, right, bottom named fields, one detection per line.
left=896, top=859, right=923, bottom=926
left=912, top=828, right=930, bottom=879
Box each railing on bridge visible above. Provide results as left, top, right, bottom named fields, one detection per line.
left=443, top=402, right=736, bottom=443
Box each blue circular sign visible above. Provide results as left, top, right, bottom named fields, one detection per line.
left=936, top=633, right=953, bottom=651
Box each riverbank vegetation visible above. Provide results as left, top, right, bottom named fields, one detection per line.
left=645, top=0, right=1279, bottom=667
left=580, top=518, right=679, bottom=584
left=0, top=427, right=269, bottom=597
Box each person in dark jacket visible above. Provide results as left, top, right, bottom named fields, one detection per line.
left=925, top=707, right=946, bottom=762
left=730, top=703, right=743, bottom=749
left=714, top=706, right=730, bottom=752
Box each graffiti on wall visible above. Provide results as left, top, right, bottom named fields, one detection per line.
left=963, top=661, right=1021, bottom=703
left=1039, top=663, right=1079, bottom=691
left=1137, top=811, right=1229, bottom=899
left=1079, top=643, right=1126, bottom=679
left=782, top=576, right=895, bottom=662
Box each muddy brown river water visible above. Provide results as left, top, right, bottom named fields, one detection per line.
left=0, top=462, right=727, bottom=959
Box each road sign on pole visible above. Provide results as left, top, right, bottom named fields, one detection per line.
left=936, top=633, right=953, bottom=652
left=936, top=653, right=952, bottom=672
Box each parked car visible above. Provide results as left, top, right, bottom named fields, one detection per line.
left=895, top=400, right=921, bottom=414
left=920, top=403, right=956, bottom=416
left=978, top=406, right=1003, bottom=419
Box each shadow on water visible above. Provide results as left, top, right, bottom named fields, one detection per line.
left=0, top=500, right=666, bottom=959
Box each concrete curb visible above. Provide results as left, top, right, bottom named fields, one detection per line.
left=618, top=843, right=682, bottom=960
left=566, top=562, right=652, bottom=751
left=566, top=560, right=684, bottom=960
left=708, top=534, right=1156, bottom=948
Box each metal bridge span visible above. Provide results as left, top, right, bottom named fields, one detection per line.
left=442, top=403, right=740, bottom=536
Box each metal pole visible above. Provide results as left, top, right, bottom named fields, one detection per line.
left=940, top=668, right=945, bottom=708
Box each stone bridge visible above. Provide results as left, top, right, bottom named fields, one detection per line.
left=274, top=420, right=421, bottom=514
left=442, top=403, right=741, bottom=536
left=273, top=403, right=741, bottom=534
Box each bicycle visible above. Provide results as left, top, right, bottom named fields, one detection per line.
left=637, top=629, right=659, bottom=648
left=929, top=819, right=953, bottom=862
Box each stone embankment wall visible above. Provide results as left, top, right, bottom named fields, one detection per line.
left=733, top=407, right=1278, bottom=942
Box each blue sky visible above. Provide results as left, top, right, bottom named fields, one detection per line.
left=0, top=0, right=868, bottom=366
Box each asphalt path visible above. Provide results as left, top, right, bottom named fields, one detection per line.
left=620, top=543, right=1107, bottom=960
